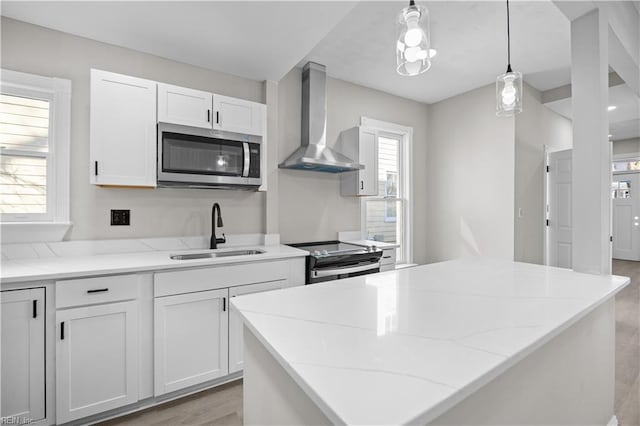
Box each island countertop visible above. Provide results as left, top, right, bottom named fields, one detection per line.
left=231, top=258, right=629, bottom=425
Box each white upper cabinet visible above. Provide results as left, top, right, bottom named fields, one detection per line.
left=90, top=69, right=157, bottom=187
left=157, top=83, right=213, bottom=129
left=1, top=288, right=46, bottom=422
left=340, top=126, right=378, bottom=196
left=213, top=94, right=264, bottom=136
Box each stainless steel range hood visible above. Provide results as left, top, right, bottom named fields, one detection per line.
left=279, top=62, right=363, bottom=173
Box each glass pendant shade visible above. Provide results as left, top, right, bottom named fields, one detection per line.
left=496, top=69, right=522, bottom=116
left=396, top=4, right=431, bottom=76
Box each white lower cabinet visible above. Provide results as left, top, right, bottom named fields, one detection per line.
left=56, top=301, right=139, bottom=424
left=154, top=289, right=229, bottom=396
left=1, top=288, right=46, bottom=422
left=229, top=280, right=285, bottom=374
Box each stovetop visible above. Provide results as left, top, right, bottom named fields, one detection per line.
left=288, top=240, right=379, bottom=258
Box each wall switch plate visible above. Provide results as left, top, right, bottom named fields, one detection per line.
left=111, top=209, right=130, bottom=226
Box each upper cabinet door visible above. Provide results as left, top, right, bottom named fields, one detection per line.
left=157, top=83, right=213, bottom=129
left=1, top=288, right=45, bottom=422
left=340, top=126, right=379, bottom=196
left=213, top=94, right=264, bottom=136
left=90, top=69, right=157, bottom=187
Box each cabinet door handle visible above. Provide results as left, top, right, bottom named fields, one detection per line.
left=207, top=109, right=211, bottom=122
left=360, top=181, right=364, bottom=190
left=87, top=288, right=109, bottom=294
left=216, top=111, right=220, bottom=124
left=61, top=322, right=65, bottom=340
left=383, top=256, right=392, bottom=259
left=32, top=300, right=37, bottom=318
left=223, top=297, right=226, bottom=312
left=95, top=161, right=98, bottom=176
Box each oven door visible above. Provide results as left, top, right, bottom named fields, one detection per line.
left=157, top=124, right=261, bottom=187
left=309, top=261, right=381, bottom=284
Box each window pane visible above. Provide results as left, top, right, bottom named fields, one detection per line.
left=0, top=154, right=47, bottom=214
left=378, top=136, right=400, bottom=197
left=0, top=94, right=50, bottom=153
left=365, top=199, right=404, bottom=262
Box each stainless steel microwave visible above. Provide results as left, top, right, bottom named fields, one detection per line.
left=157, top=123, right=262, bottom=189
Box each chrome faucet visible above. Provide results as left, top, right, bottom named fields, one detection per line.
left=210, top=203, right=226, bottom=249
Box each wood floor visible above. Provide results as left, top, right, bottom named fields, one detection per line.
left=101, top=260, right=640, bottom=426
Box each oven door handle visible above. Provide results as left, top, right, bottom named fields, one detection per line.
left=242, top=142, right=250, bottom=177
left=312, top=262, right=380, bottom=278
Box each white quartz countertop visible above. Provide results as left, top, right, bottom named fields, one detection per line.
left=0, top=244, right=307, bottom=284
left=231, top=258, right=630, bottom=425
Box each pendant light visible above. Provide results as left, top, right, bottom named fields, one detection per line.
left=496, top=0, right=522, bottom=116
left=396, top=0, right=431, bottom=76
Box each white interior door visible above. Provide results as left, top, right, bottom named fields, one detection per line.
left=547, top=149, right=573, bottom=268
left=612, top=173, right=640, bottom=260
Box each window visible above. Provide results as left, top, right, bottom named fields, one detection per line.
left=0, top=69, right=71, bottom=242
left=361, top=118, right=413, bottom=264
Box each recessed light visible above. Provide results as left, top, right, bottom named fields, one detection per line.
left=608, top=105, right=617, bottom=111
left=428, top=48, right=438, bottom=58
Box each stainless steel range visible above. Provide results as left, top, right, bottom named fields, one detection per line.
left=287, top=241, right=383, bottom=284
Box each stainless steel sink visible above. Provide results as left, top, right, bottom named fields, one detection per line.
left=215, top=249, right=264, bottom=257
left=170, top=249, right=264, bottom=260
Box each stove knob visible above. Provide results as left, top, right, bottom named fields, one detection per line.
left=321, top=250, right=329, bottom=256
left=371, top=245, right=378, bottom=252
left=313, top=250, right=321, bottom=256
left=366, top=246, right=373, bottom=252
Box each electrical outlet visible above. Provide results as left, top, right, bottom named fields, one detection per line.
left=110, top=209, right=130, bottom=226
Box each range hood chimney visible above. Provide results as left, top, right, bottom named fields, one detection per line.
left=279, top=62, right=363, bottom=173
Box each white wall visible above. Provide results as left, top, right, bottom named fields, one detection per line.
left=277, top=67, right=430, bottom=264
left=515, top=84, right=572, bottom=264
left=613, top=138, right=640, bottom=156
left=1, top=17, right=266, bottom=240
left=426, top=84, right=515, bottom=262
left=1, top=17, right=431, bottom=264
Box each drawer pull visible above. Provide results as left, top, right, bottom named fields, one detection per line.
left=383, top=256, right=392, bottom=259
left=87, top=288, right=109, bottom=294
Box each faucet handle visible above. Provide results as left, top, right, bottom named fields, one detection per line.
left=217, top=233, right=226, bottom=244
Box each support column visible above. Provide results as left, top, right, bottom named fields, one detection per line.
left=571, top=8, right=611, bottom=274
left=263, top=80, right=279, bottom=237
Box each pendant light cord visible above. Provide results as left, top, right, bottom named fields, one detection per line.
left=506, top=0, right=512, bottom=72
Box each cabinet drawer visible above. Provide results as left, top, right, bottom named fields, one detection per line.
left=56, top=275, right=139, bottom=309
left=380, top=249, right=396, bottom=266
left=154, top=260, right=288, bottom=297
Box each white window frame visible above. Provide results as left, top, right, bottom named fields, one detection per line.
left=359, top=117, right=414, bottom=264
left=1, top=69, right=71, bottom=243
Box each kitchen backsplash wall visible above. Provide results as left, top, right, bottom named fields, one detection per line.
left=1, top=17, right=266, bottom=240
left=276, top=68, right=430, bottom=263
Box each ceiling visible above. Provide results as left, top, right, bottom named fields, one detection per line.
left=0, top=1, right=358, bottom=82
left=1, top=1, right=571, bottom=104
left=302, top=1, right=571, bottom=103
left=544, top=83, right=640, bottom=141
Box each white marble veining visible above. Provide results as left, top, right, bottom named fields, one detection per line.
left=232, top=258, right=630, bottom=425
left=0, top=243, right=306, bottom=284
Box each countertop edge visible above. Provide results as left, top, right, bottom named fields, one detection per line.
left=1, top=246, right=308, bottom=285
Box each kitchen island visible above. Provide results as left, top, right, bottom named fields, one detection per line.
left=231, top=258, right=629, bottom=425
